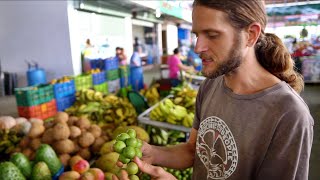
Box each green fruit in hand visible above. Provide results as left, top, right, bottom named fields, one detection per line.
left=136, top=139, right=143, bottom=148
left=116, top=133, right=131, bottom=141
left=127, top=129, right=136, bottom=138
left=113, top=141, right=126, bottom=153
left=135, top=148, right=142, bottom=158
left=118, top=154, right=130, bottom=164
left=122, top=147, right=136, bottom=159
left=127, top=162, right=139, bottom=175
left=126, top=138, right=138, bottom=147
left=129, top=174, right=139, bottom=180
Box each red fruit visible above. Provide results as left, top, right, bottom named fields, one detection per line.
left=88, top=168, right=105, bottom=180
left=72, top=159, right=90, bottom=174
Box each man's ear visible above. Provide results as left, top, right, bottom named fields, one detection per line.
left=246, top=22, right=261, bottom=47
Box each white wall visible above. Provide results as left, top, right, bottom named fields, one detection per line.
left=0, top=0, right=73, bottom=87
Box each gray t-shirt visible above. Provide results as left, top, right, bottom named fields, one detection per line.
left=192, top=76, right=314, bottom=180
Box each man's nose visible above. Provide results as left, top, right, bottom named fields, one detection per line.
left=194, top=36, right=208, bottom=54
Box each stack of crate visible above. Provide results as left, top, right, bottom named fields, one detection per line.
left=74, top=74, right=92, bottom=91
left=104, top=57, right=120, bottom=93
left=92, top=70, right=108, bottom=94
left=15, top=84, right=56, bottom=119
left=53, top=79, right=76, bottom=111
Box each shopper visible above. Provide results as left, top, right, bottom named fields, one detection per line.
left=116, top=47, right=127, bottom=66
left=114, top=0, right=314, bottom=179
left=129, top=48, right=144, bottom=91
left=168, top=48, right=195, bottom=79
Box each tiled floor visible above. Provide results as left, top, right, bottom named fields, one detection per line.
left=0, top=66, right=319, bottom=179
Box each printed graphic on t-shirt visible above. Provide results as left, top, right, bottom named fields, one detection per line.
left=196, top=116, right=238, bottom=179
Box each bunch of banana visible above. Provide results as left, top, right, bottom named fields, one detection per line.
left=75, top=89, right=104, bottom=102
left=171, top=84, right=198, bottom=113
left=0, top=129, right=23, bottom=161
left=65, top=91, right=137, bottom=126
left=140, top=83, right=160, bottom=106
left=150, top=98, right=189, bottom=126
left=146, top=126, right=186, bottom=146
left=182, top=112, right=194, bottom=128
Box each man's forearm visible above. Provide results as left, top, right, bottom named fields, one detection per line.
left=151, top=142, right=195, bottom=169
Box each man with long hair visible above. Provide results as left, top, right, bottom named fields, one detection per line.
left=115, top=1, right=314, bottom=179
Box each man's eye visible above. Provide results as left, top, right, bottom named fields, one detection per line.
left=207, top=34, right=217, bottom=39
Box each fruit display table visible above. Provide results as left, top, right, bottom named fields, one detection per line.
left=138, top=96, right=191, bottom=133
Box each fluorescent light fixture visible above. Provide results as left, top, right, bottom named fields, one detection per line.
left=266, top=1, right=320, bottom=8
left=80, top=3, right=84, bottom=9
left=155, top=8, right=161, bottom=18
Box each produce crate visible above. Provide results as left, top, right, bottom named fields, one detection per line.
left=108, top=79, right=120, bottom=93
left=106, top=69, right=120, bottom=81
left=56, top=94, right=76, bottom=111
left=17, top=99, right=57, bottom=119
left=92, top=71, right=106, bottom=85
left=137, top=95, right=191, bottom=133
left=119, top=65, right=130, bottom=77
left=103, top=57, right=119, bottom=71
left=93, top=82, right=108, bottom=94
left=15, top=84, right=54, bottom=106
left=53, top=79, right=75, bottom=99
left=90, top=58, right=104, bottom=70
left=74, top=74, right=92, bottom=91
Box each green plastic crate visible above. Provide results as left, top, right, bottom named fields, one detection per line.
left=15, top=84, right=54, bottom=106
left=74, top=74, right=92, bottom=91
left=93, top=82, right=108, bottom=94
left=119, top=65, right=130, bottom=77
left=106, top=69, right=120, bottom=81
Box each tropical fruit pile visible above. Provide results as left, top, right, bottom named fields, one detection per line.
left=65, top=89, right=137, bottom=126
left=59, top=155, right=105, bottom=180
left=113, top=129, right=142, bottom=179
left=18, top=112, right=108, bottom=167
left=170, top=84, right=197, bottom=114
left=149, top=98, right=194, bottom=127
left=139, top=83, right=160, bottom=106
left=0, top=144, right=63, bottom=180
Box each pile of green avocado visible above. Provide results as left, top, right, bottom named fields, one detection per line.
left=0, top=144, right=62, bottom=180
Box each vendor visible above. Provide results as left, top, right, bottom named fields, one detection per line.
left=168, top=48, right=195, bottom=79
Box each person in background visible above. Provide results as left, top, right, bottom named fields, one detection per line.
left=187, top=44, right=203, bottom=72
left=167, top=48, right=195, bottom=79
left=129, top=47, right=144, bottom=91
left=116, top=47, right=127, bottom=66
left=81, top=38, right=94, bottom=73
left=114, top=0, right=314, bottom=179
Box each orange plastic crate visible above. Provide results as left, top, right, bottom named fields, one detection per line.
left=17, top=99, right=57, bottom=119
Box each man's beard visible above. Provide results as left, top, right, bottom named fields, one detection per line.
left=201, top=35, right=243, bottom=79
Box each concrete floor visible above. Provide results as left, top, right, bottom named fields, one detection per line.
left=0, top=66, right=319, bottom=179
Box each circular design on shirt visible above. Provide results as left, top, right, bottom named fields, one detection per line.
left=196, top=116, right=238, bottom=179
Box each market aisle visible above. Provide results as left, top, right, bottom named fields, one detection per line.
left=0, top=78, right=319, bottom=179
left=301, top=84, right=320, bottom=180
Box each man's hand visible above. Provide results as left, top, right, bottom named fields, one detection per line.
left=112, top=157, right=177, bottom=180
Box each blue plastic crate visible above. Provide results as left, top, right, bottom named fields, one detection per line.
left=103, top=57, right=119, bottom=70
left=90, top=59, right=104, bottom=70
left=92, top=71, right=106, bottom=85
left=56, top=94, right=76, bottom=111
left=53, top=80, right=75, bottom=99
